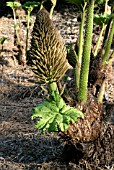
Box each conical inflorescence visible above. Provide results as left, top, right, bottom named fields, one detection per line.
left=28, top=8, right=68, bottom=84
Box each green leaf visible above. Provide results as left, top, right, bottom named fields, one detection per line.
left=6, top=1, right=21, bottom=9
left=22, top=1, right=40, bottom=12
left=94, top=14, right=111, bottom=26
left=32, top=91, right=84, bottom=133
left=48, top=114, right=62, bottom=132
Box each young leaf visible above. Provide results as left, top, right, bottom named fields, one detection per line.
left=94, top=14, right=111, bottom=26
left=49, top=90, right=66, bottom=110
left=22, top=1, right=40, bottom=12
left=32, top=91, right=84, bottom=133
left=6, top=1, right=21, bottom=9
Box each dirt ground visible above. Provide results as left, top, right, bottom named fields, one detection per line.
left=0, top=3, right=114, bottom=170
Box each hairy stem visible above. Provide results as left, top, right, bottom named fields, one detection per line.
left=78, top=0, right=94, bottom=103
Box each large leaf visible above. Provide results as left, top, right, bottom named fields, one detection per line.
left=32, top=91, right=84, bottom=134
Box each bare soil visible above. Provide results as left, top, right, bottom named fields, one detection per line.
left=0, top=4, right=114, bottom=170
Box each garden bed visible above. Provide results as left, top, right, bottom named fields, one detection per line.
left=0, top=2, right=114, bottom=170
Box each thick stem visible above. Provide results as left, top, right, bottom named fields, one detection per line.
left=78, top=0, right=94, bottom=103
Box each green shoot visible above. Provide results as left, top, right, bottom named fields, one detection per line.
left=22, top=1, right=40, bottom=57
left=6, top=1, right=21, bottom=46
